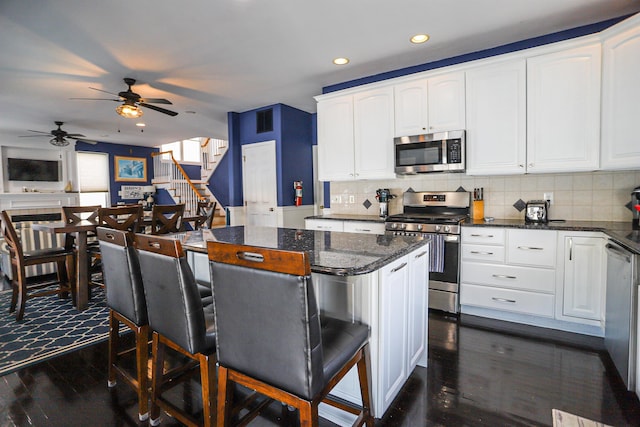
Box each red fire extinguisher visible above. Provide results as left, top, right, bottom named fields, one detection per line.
left=294, top=181, right=303, bottom=206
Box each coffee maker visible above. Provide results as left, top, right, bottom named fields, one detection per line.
left=632, top=186, right=640, bottom=230
left=376, top=189, right=396, bottom=218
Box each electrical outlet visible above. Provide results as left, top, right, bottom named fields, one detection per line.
left=543, top=192, right=554, bottom=205
left=349, top=195, right=355, bottom=203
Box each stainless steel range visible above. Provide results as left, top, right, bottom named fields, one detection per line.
left=385, top=191, right=470, bottom=313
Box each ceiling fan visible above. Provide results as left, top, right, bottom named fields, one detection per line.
left=71, top=77, right=178, bottom=118
left=19, top=121, right=99, bottom=147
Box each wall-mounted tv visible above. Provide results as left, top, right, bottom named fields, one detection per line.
left=7, top=158, right=61, bottom=182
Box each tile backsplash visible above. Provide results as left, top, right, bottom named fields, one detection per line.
left=327, top=170, right=640, bottom=222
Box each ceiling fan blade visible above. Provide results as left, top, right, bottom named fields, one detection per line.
left=139, top=102, right=178, bottom=116
left=139, top=98, right=172, bottom=105
left=25, top=130, right=52, bottom=135
left=75, top=138, right=99, bottom=145
left=19, top=134, right=50, bottom=138
left=89, top=87, right=120, bottom=96
left=66, top=133, right=86, bottom=138
left=69, top=97, right=120, bottom=101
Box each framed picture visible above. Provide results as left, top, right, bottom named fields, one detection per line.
left=114, top=156, right=147, bottom=182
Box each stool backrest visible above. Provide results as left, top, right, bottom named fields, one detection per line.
left=195, top=201, right=217, bottom=230
left=62, top=205, right=100, bottom=225
left=98, top=205, right=143, bottom=232
left=97, top=227, right=147, bottom=326
left=150, top=204, right=185, bottom=235
left=135, top=234, right=207, bottom=354
left=207, top=241, right=324, bottom=399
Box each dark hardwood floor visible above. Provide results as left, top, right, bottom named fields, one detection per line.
left=1, top=311, right=639, bottom=426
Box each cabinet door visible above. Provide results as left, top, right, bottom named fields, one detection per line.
left=562, top=236, right=605, bottom=321
left=601, top=14, right=640, bottom=170
left=342, top=221, right=385, bottom=235
left=394, top=79, right=428, bottom=137
left=353, top=87, right=396, bottom=180
left=379, top=255, right=409, bottom=411
left=465, top=59, right=526, bottom=175
left=305, top=219, right=344, bottom=232
left=526, top=43, right=601, bottom=173
left=427, top=72, right=466, bottom=132
left=507, top=229, right=557, bottom=268
left=317, top=95, right=355, bottom=181
left=407, top=247, right=428, bottom=371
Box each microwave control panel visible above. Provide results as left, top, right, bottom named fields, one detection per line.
left=447, top=139, right=463, bottom=164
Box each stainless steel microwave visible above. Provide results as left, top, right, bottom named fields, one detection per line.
left=394, top=130, right=465, bottom=174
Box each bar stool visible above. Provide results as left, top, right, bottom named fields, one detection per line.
left=63, top=205, right=102, bottom=289
left=97, top=227, right=149, bottom=421
left=98, top=205, right=144, bottom=233
left=207, top=241, right=374, bottom=427
left=150, top=204, right=185, bottom=235
left=194, top=201, right=217, bottom=230
left=134, top=233, right=216, bottom=427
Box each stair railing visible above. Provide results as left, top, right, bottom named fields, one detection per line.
left=151, top=151, right=206, bottom=216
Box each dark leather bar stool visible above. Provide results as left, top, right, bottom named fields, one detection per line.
left=1, top=210, right=75, bottom=321
left=150, top=204, right=185, bottom=234
left=97, top=227, right=150, bottom=421
left=207, top=241, right=374, bottom=427
left=134, top=233, right=216, bottom=427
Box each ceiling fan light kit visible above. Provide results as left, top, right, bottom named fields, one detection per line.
left=116, top=103, right=143, bottom=118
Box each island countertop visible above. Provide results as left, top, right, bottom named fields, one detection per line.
left=179, top=225, right=428, bottom=276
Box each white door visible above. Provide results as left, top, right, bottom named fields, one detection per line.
left=242, top=141, right=277, bottom=227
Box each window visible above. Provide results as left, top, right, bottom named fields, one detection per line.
left=76, top=152, right=109, bottom=207
left=160, top=138, right=202, bottom=163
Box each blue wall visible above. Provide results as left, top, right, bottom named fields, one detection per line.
left=75, top=141, right=158, bottom=206
left=217, top=104, right=314, bottom=207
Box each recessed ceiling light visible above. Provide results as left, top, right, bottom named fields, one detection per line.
left=410, top=34, right=430, bottom=44
left=333, top=57, right=349, bottom=65
left=136, top=123, right=146, bottom=127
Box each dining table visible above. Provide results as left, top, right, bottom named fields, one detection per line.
left=31, top=220, right=97, bottom=311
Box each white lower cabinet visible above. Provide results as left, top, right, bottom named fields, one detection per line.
left=555, top=232, right=606, bottom=326
left=305, top=218, right=344, bottom=232
left=305, top=218, right=385, bottom=235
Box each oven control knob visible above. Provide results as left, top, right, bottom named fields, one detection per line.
left=444, top=225, right=451, bottom=233
left=391, top=223, right=398, bottom=229
left=400, top=224, right=407, bottom=230
left=434, top=225, right=442, bottom=232
left=417, top=224, right=423, bottom=231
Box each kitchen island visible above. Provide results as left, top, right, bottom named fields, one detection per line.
left=181, top=226, right=430, bottom=423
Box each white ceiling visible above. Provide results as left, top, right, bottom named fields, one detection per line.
left=1, top=0, right=639, bottom=148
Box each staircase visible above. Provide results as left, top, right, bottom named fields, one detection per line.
left=151, top=138, right=228, bottom=221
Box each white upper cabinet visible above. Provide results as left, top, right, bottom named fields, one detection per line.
left=465, top=59, right=527, bottom=175
left=353, top=87, right=396, bottom=180
left=428, top=72, right=466, bottom=133
left=394, top=72, right=465, bottom=137
left=526, top=43, right=601, bottom=173
left=317, top=94, right=355, bottom=181
left=601, top=13, right=640, bottom=170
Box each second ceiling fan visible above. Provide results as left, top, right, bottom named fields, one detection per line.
left=72, top=77, right=178, bottom=118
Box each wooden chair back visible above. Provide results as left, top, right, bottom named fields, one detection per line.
left=150, top=204, right=185, bottom=235
left=62, top=205, right=100, bottom=225
left=98, top=205, right=143, bottom=232
left=194, top=201, right=217, bottom=230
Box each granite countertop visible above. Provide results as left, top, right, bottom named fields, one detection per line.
left=180, top=226, right=428, bottom=276
left=305, top=214, right=385, bottom=223
left=464, top=219, right=640, bottom=254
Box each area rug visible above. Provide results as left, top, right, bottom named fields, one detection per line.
left=0, top=286, right=112, bottom=376
left=552, top=409, right=613, bottom=427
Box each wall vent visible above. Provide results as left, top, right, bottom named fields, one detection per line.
left=256, top=108, right=273, bottom=133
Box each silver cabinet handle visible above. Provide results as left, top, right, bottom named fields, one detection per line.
left=492, top=297, right=516, bottom=303
left=568, top=237, right=573, bottom=261
left=492, top=274, right=516, bottom=279
left=390, top=262, right=407, bottom=273
left=470, top=234, right=494, bottom=238
left=354, top=228, right=371, bottom=232
left=470, top=250, right=494, bottom=255
left=415, top=251, right=427, bottom=259
left=517, top=246, right=543, bottom=251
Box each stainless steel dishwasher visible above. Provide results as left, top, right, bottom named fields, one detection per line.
left=604, top=240, right=638, bottom=391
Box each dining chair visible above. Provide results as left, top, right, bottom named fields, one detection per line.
left=207, top=241, right=374, bottom=427
left=97, top=226, right=150, bottom=421
left=98, top=205, right=143, bottom=233
left=1, top=210, right=75, bottom=321
left=194, top=201, right=217, bottom=230
left=63, top=205, right=102, bottom=286
left=150, top=204, right=185, bottom=235
left=134, top=233, right=216, bottom=427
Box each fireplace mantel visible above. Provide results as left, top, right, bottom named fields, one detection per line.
left=0, top=192, right=79, bottom=211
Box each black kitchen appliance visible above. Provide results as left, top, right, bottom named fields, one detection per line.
left=525, top=200, right=549, bottom=223
left=385, top=191, right=470, bottom=313
left=632, top=186, right=640, bottom=230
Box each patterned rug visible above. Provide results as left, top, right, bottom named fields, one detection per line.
left=552, top=409, right=613, bottom=427
left=0, top=286, right=112, bottom=376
